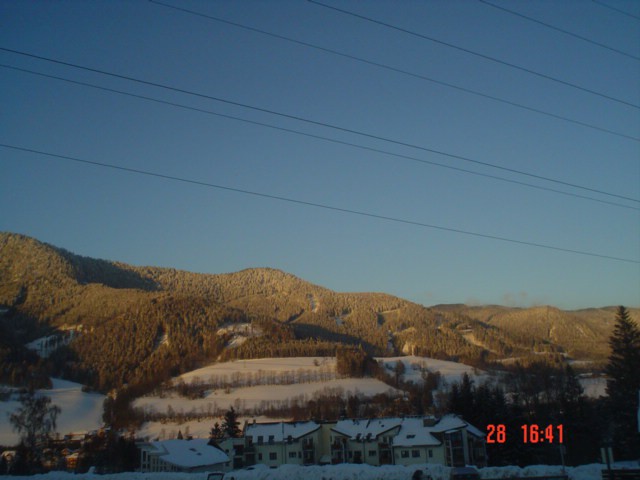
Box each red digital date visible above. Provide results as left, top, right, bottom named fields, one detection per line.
left=486, top=424, right=564, bottom=444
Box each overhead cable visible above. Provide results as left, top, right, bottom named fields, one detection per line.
left=591, top=0, right=640, bottom=21
left=3, top=64, right=638, bottom=212
left=1, top=47, right=637, bottom=204
left=478, top=0, right=640, bottom=61
left=2, top=143, right=639, bottom=264
left=307, top=0, right=640, bottom=110
left=147, top=0, right=640, bottom=142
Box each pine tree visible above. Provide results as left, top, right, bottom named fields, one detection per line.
left=209, top=422, right=224, bottom=444
left=605, top=306, right=640, bottom=459
left=223, top=407, right=241, bottom=438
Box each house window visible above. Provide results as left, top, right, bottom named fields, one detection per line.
left=269, top=435, right=275, bottom=444
left=269, top=452, right=277, bottom=461
left=257, top=436, right=263, bottom=444
left=258, top=453, right=263, bottom=461
left=428, top=449, right=433, bottom=458
left=368, top=450, right=376, bottom=457
left=348, top=451, right=353, bottom=458
left=289, top=451, right=297, bottom=459
left=401, top=450, right=409, bottom=458
left=412, top=450, right=420, bottom=458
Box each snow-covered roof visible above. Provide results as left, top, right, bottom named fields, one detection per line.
left=332, top=418, right=403, bottom=440
left=428, top=414, right=467, bottom=433
left=393, top=417, right=441, bottom=447
left=149, top=439, right=229, bottom=468
left=245, top=421, right=320, bottom=443
left=333, top=415, right=484, bottom=447
left=430, top=414, right=484, bottom=438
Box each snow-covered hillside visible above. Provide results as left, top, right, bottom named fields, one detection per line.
left=134, top=378, right=398, bottom=419
left=133, top=355, right=487, bottom=441
left=0, top=379, right=105, bottom=446
left=378, top=355, right=485, bottom=385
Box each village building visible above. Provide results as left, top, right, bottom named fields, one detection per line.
left=138, top=438, right=230, bottom=473
left=238, top=415, right=485, bottom=469
left=392, top=415, right=486, bottom=467
left=330, top=417, right=402, bottom=465
left=137, top=415, right=485, bottom=471
left=244, top=421, right=323, bottom=468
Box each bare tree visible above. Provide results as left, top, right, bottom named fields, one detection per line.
left=9, top=390, right=61, bottom=468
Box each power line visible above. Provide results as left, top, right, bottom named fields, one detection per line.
left=478, top=0, right=640, bottom=61
left=3, top=63, right=638, bottom=212
left=591, top=0, right=640, bottom=21
left=148, top=0, right=639, bottom=142
left=2, top=143, right=639, bottom=264
left=307, top=0, right=640, bottom=110
left=1, top=47, right=638, bottom=204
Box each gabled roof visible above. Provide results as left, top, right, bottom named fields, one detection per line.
left=429, top=414, right=467, bottom=433
left=149, top=439, right=229, bottom=468
left=332, top=418, right=403, bottom=440
left=393, top=417, right=441, bottom=447
left=245, top=421, right=320, bottom=443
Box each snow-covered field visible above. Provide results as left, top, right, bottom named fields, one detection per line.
left=378, top=356, right=485, bottom=385
left=176, top=357, right=335, bottom=384
left=134, top=378, right=398, bottom=417
left=0, top=462, right=635, bottom=480
left=0, top=379, right=105, bottom=446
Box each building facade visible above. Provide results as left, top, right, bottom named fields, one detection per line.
left=240, top=415, right=485, bottom=469
left=243, top=421, right=323, bottom=468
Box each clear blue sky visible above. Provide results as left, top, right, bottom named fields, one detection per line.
left=1, top=0, right=639, bottom=309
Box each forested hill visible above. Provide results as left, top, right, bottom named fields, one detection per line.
left=0, top=232, right=637, bottom=393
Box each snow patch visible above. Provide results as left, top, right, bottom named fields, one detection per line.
left=25, top=326, right=81, bottom=358
left=217, top=323, right=262, bottom=348
left=0, top=378, right=105, bottom=446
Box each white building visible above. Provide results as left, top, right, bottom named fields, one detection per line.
left=240, top=415, right=485, bottom=468
left=244, top=421, right=323, bottom=467
left=331, top=417, right=403, bottom=465
left=392, top=415, right=486, bottom=467
left=138, top=438, right=230, bottom=473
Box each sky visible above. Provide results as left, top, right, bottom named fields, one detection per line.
left=1, top=0, right=639, bottom=310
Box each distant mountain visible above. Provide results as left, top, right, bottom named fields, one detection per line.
left=0, top=232, right=636, bottom=393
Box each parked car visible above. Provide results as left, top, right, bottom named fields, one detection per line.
left=450, top=466, right=481, bottom=480
left=206, top=472, right=226, bottom=480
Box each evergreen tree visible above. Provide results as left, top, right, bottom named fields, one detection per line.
left=209, top=421, right=224, bottom=442
left=223, top=407, right=241, bottom=438
left=605, top=306, right=640, bottom=459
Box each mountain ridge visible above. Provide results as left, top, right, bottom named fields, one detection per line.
left=1, top=232, right=637, bottom=393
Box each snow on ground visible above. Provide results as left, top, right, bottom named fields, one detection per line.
left=176, top=356, right=484, bottom=388
left=177, top=357, right=334, bottom=384
left=216, top=324, right=262, bottom=349
left=579, top=376, right=607, bottom=398
left=0, top=462, right=634, bottom=480
left=25, top=327, right=80, bottom=359
left=0, top=378, right=105, bottom=446
left=135, top=378, right=398, bottom=417
left=378, top=355, right=486, bottom=385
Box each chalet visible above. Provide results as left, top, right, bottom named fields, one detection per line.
left=331, top=418, right=402, bottom=465
left=138, top=438, right=230, bottom=473
left=136, top=415, right=485, bottom=471
left=244, top=421, right=322, bottom=467
left=392, top=415, right=486, bottom=467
